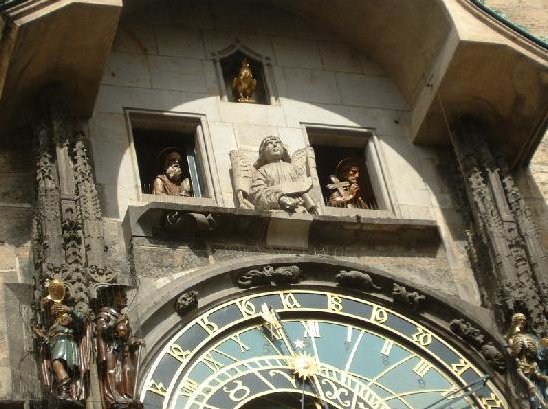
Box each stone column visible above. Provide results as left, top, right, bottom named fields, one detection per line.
left=450, top=118, right=547, bottom=337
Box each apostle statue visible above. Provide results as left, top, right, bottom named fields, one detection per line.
left=230, top=136, right=316, bottom=213
left=506, top=313, right=548, bottom=409
left=33, top=280, right=92, bottom=401
left=152, top=147, right=192, bottom=196
left=96, top=285, right=143, bottom=409
left=327, top=158, right=368, bottom=209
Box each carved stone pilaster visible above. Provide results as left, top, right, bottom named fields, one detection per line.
left=31, top=95, right=121, bottom=403
left=451, top=119, right=547, bottom=336
left=32, top=96, right=119, bottom=313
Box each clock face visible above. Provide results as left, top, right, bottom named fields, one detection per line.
left=141, top=289, right=507, bottom=409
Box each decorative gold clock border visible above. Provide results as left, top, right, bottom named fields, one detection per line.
left=141, top=288, right=507, bottom=409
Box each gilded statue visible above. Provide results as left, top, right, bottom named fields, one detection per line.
left=33, top=280, right=92, bottom=401
left=152, top=148, right=192, bottom=196
left=232, top=57, right=257, bottom=103
left=96, top=286, right=143, bottom=409
left=506, top=313, right=548, bottom=408
left=230, top=135, right=316, bottom=213
left=327, top=158, right=368, bottom=208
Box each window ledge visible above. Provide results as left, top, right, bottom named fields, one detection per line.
left=125, top=202, right=440, bottom=250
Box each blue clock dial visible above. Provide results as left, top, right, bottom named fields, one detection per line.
left=141, top=290, right=507, bottom=409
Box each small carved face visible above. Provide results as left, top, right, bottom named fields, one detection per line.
left=345, top=166, right=360, bottom=184
left=261, top=138, right=284, bottom=163
left=164, top=152, right=183, bottom=180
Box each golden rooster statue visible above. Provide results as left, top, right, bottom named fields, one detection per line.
left=232, top=58, right=257, bottom=103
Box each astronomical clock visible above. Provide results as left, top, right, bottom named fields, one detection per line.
left=141, top=288, right=507, bottom=409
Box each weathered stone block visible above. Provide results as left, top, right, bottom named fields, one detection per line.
left=155, top=27, right=205, bottom=58
left=132, top=238, right=209, bottom=277
left=0, top=173, right=33, bottom=204
left=149, top=55, right=207, bottom=92
left=319, top=42, right=362, bottom=73
left=272, top=37, right=322, bottom=69
left=102, top=52, right=151, bottom=88
left=113, top=24, right=157, bottom=55
left=283, top=68, right=341, bottom=104
left=337, top=73, right=407, bottom=110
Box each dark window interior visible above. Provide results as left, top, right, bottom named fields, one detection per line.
left=220, top=50, right=269, bottom=105
left=313, top=144, right=378, bottom=209
left=132, top=128, right=203, bottom=196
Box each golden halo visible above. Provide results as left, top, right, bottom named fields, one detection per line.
left=48, top=280, right=66, bottom=303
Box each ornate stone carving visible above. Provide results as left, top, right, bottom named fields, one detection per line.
left=236, top=265, right=301, bottom=288
left=335, top=270, right=381, bottom=292
left=505, top=313, right=548, bottom=408
left=327, top=158, right=368, bottom=209
left=32, top=280, right=92, bottom=402
left=31, top=96, right=122, bottom=403
left=96, top=286, right=143, bottom=409
left=392, top=283, right=425, bottom=311
left=452, top=119, right=547, bottom=336
left=152, top=148, right=192, bottom=196
left=175, top=291, right=199, bottom=316
left=450, top=319, right=506, bottom=371
left=230, top=136, right=316, bottom=213
left=232, top=57, right=257, bottom=103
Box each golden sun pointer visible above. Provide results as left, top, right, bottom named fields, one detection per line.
left=292, top=354, right=318, bottom=379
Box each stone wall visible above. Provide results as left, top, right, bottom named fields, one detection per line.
left=88, top=0, right=480, bottom=305
left=0, top=133, right=38, bottom=400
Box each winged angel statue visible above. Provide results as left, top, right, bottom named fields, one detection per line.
left=230, top=136, right=317, bottom=214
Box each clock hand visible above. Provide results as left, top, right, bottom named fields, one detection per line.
left=260, top=304, right=329, bottom=409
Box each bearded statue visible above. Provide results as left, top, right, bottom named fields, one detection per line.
left=152, top=148, right=192, bottom=196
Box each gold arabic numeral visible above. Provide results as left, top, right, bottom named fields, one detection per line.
left=481, top=393, right=503, bottom=409
left=328, top=294, right=343, bottom=312
left=280, top=292, right=301, bottom=309
left=236, top=298, right=256, bottom=317
left=223, top=380, right=251, bottom=402
left=380, top=339, right=394, bottom=356
left=201, top=351, right=224, bottom=371
left=303, top=320, right=321, bottom=338
left=451, top=359, right=472, bottom=376
left=148, top=380, right=167, bottom=397
left=230, top=334, right=251, bottom=352
left=179, top=378, right=199, bottom=397
left=168, top=344, right=191, bottom=364
left=412, top=328, right=432, bottom=346
left=370, top=306, right=388, bottom=324
left=197, top=315, right=219, bottom=335
left=412, top=358, right=432, bottom=378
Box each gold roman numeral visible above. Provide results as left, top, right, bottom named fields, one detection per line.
left=451, top=359, right=472, bottom=376
left=179, top=378, right=199, bottom=397
left=413, top=358, right=432, bottom=378
left=201, top=352, right=224, bottom=371
left=148, top=380, right=167, bottom=397
left=380, top=339, right=394, bottom=356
